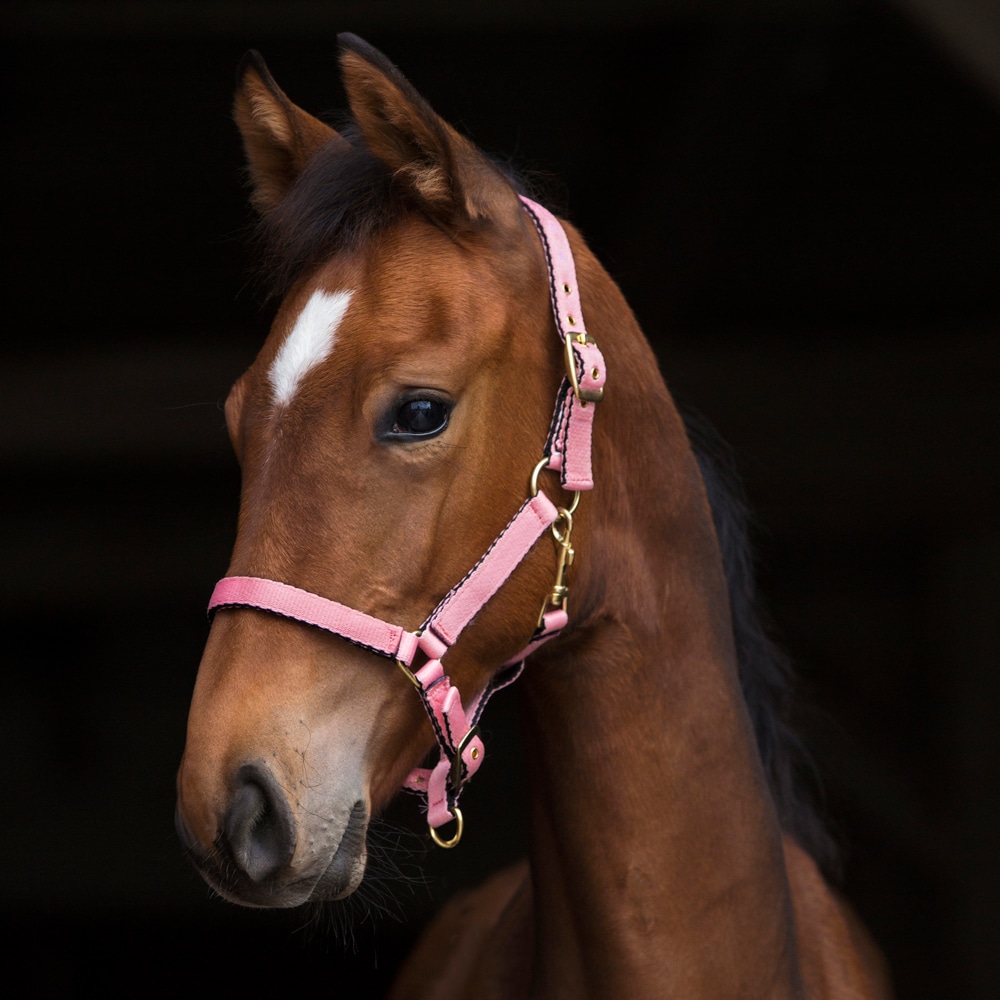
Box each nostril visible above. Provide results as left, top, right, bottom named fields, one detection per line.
left=223, top=762, right=296, bottom=883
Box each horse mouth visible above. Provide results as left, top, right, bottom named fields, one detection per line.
left=177, top=799, right=370, bottom=908
left=309, top=799, right=370, bottom=901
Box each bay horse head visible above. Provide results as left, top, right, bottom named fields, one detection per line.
left=175, top=35, right=603, bottom=907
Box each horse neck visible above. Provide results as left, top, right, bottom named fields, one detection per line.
left=518, top=250, right=802, bottom=999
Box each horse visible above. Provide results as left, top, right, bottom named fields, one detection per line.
left=175, top=34, right=892, bottom=999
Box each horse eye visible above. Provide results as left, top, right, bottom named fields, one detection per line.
left=391, top=398, right=450, bottom=439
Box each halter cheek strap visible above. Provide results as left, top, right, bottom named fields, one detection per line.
left=520, top=197, right=605, bottom=491
left=207, top=196, right=605, bottom=846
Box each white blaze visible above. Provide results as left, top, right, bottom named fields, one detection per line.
left=269, top=289, right=353, bottom=406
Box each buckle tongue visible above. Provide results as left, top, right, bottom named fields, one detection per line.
left=564, top=332, right=604, bottom=403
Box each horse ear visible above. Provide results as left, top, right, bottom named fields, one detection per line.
left=233, top=51, right=347, bottom=214
left=337, top=33, right=521, bottom=228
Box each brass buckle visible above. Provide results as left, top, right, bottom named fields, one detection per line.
left=564, top=332, right=604, bottom=403
left=449, top=725, right=481, bottom=792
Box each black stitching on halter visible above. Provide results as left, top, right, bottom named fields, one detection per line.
left=544, top=378, right=572, bottom=459
left=522, top=200, right=569, bottom=347
left=417, top=686, right=452, bottom=752
left=207, top=601, right=397, bottom=660
left=543, top=379, right=581, bottom=489
left=430, top=496, right=537, bottom=626
left=558, top=392, right=580, bottom=489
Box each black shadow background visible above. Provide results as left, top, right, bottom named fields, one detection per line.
left=4, top=3, right=999, bottom=998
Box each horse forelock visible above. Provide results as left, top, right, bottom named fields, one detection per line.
left=253, top=129, right=401, bottom=297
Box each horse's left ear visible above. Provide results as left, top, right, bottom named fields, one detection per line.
left=338, top=33, right=521, bottom=229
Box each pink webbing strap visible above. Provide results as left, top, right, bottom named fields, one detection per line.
left=209, top=576, right=420, bottom=664
left=519, top=195, right=607, bottom=492
left=423, top=493, right=558, bottom=649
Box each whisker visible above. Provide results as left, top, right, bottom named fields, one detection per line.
left=288, top=818, right=431, bottom=950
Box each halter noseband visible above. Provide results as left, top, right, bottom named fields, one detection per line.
left=208, top=197, right=606, bottom=847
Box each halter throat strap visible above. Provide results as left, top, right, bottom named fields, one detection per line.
left=207, top=196, right=605, bottom=844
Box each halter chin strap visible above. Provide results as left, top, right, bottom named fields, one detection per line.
left=208, top=196, right=606, bottom=847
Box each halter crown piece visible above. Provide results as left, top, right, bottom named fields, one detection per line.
left=208, top=197, right=607, bottom=847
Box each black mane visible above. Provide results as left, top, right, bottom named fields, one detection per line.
left=686, top=412, right=838, bottom=876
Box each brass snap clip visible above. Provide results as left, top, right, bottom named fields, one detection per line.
left=530, top=458, right=581, bottom=628
left=538, top=506, right=575, bottom=626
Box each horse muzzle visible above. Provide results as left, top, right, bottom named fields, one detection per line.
left=175, top=758, right=369, bottom=908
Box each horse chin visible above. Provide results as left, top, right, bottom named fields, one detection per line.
left=311, top=845, right=368, bottom=902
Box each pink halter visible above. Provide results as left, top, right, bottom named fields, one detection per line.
left=208, top=197, right=606, bottom=846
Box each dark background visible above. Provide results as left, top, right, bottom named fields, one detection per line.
left=4, top=2, right=999, bottom=997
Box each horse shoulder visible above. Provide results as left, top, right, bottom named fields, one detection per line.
left=783, top=837, right=893, bottom=999
left=389, top=861, right=533, bottom=1000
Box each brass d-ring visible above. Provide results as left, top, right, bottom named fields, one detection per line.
left=429, top=807, right=464, bottom=849
left=530, top=456, right=548, bottom=497
left=396, top=658, right=421, bottom=689
left=530, top=457, right=581, bottom=516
